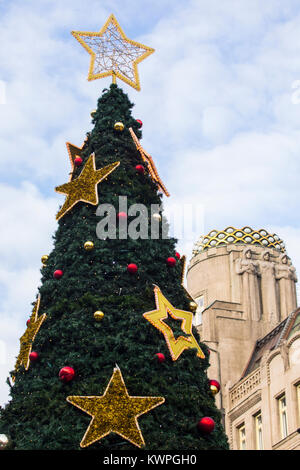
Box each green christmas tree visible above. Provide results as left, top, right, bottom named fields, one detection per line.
left=0, top=15, right=229, bottom=451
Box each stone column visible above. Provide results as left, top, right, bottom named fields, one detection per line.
left=235, top=247, right=261, bottom=321
left=259, top=250, right=280, bottom=323
left=275, top=253, right=297, bottom=319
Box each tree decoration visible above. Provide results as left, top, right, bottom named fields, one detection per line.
left=136, top=119, right=143, bottom=127
left=143, top=286, right=205, bottom=361
left=84, top=241, right=94, bottom=251
left=41, top=255, right=48, bottom=266
left=197, top=417, right=215, bottom=434
left=66, top=141, right=85, bottom=178
left=189, top=301, right=198, bottom=313
left=53, top=269, right=63, bottom=279
left=59, top=366, right=75, bottom=383
left=129, top=127, right=170, bottom=196
left=209, top=380, right=220, bottom=395
left=13, top=296, right=47, bottom=379
left=55, top=154, right=120, bottom=220
left=127, top=263, right=138, bottom=274
left=94, top=311, right=104, bottom=322
left=29, top=351, right=39, bottom=362
left=175, top=252, right=181, bottom=259
left=117, top=211, right=127, bottom=220
left=114, top=122, right=124, bottom=131
left=90, top=109, right=97, bottom=117
left=166, top=257, right=176, bottom=267
left=67, top=366, right=165, bottom=448
left=152, top=213, right=161, bottom=221
left=74, top=156, right=83, bottom=167
left=155, top=353, right=165, bottom=363
left=71, top=14, right=155, bottom=91
left=135, top=164, right=144, bottom=174
left=0, top=434, right=10, bottom=450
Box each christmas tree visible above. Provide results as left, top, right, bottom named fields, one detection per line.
left=0, top=14, right=229, bottom=451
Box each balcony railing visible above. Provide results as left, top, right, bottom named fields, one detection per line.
left=229, top=368, right=261, bottom=407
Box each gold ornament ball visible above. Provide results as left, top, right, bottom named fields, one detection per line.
left=90, top=109, right=97, bottom=117
left=152, top=213, right=161, bottom=221
left=114, top=122, right=125, bottom=131
left=0, top=434, right=10, bottom=450
left=94, top=311, right=104, bottom=321
left=41, top=255, right=49, bottom=266
left=210, top=385, right=219, bottom=395
left=189, top=301, right=198, bottom=312
left=84, top=241, right=94, bottom=251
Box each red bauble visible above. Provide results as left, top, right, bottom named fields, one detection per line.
left=59, top=366, right=75, bottom=383
left=209, top=379, right=220, bottom=394
left=135, top=164, right=144, bottom=174
left=118, top=212, right=127, bottom=220
left=127, top=263, right=138, bottom=274
left=74, top=157, right=83, bottom=167
left=197, top=417, right=215, bottom=434
left=175, top=252, right=181, bottom=259
left=29, top=351, right=39, bottom=362
left=155, top=353, right=165, bottom=363
left=136, top=119, right=143, bottom=128
left=53, top=269, right=63, bottom=279
left=26, top=319, right=30, bottom=326
left=166, top=257, right=176, bottom=267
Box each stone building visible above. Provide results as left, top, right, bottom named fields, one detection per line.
left=186, top=227, right=300, bottom=450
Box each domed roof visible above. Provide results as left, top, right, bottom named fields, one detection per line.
left=192, top=226, right=286, bottom=257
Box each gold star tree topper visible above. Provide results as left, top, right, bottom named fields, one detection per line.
left=67, top=366, right=165, bottom=448
left=143, top=286, right=205, bottom=361
left=71, top=14, right=155, bottom=90
left=55, top=154, right=119, bottom=220
left=13, top=296, right=47, bottom=378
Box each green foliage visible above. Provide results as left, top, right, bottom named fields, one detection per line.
left=0, top=84, right=229, bottom=451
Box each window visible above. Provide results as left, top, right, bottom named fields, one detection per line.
left=192, top=295, right=204, bottom=326
left=278, top=395, right=288, bottom=439
left=254, top=413, right=263, bottom=450
left=238, top=424, right=246, bottom=450
left=297, top=384, right=300, bottom=424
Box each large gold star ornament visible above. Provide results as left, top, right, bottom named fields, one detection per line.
left=13, top=296, right=47, bottom=378
left=55, top=154, right=120, bottom=220
left=71, top=14, right=155, bottom=90
left=67, top=366, right=165, bottom=448
left=143, top=286, right=205, bottom=361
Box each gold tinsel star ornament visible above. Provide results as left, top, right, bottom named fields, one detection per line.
left=55, top=154, right=120, bottom=220
left=13, top=296, right=47, bottom=379
left=143, top=286, right=205, bottom=361
left=71, top=14, right=155, bottom=90
left=67, top=366, right=165, bottom=448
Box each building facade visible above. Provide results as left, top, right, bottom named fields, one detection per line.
left=186, top=227, right=300, bottom=450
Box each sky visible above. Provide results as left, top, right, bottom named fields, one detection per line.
left=1, top=0, right=300, bottom=406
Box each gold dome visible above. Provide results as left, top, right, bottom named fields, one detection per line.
left=192, top=227, right=285, bottom=257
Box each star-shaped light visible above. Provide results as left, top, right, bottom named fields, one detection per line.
left=13, top=296, right=47, bottom=378
left=71, top=14, right=155, bottom=90
left=143, top=286, right=205, bottom=361
left=66, top=141, right=85, bottom=178
left=67, top=366, right=165, bottom=448
left=129, top=127, right=170, bottom=197
left=55, top=154, right=120, bottom=220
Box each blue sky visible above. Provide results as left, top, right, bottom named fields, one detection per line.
left=1, top=0, right=300, bottom=405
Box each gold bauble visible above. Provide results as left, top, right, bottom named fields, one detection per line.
left=90, top=109, right=97, bottom=117
left=210, top=385, right=219, bottom=395
left=94, top=311, right=104, bottom=321
left=41, top=255, right=49, bottom=266
left=189, top=301, right=198, bottom=312
left=84, top=241, right=94, bottom=251
left=0, top=434, right=10, bottom=450
left=114, top=122, right=124, bottom=131
left=152, top=213, right=161, bottom=221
